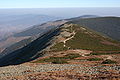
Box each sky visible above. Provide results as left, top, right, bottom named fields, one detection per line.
left=0, top=0, right=120, bottom=8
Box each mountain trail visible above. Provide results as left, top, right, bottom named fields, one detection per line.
left=63, top=31, right=75, bottom=47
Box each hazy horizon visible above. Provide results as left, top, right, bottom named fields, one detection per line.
left=0, top=7, right=120, bottom=18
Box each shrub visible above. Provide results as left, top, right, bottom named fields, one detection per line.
left=65, top=53, right=81, bottom=59
left=52, top=59, right=68, bottom=64
left=102, top=59, right=117, bottom=64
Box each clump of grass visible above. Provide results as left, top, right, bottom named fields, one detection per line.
left=102, top=59, right=117, bottom=64
left=87, top=58, right=103, bottom=61
left=64, top=53, right=81, bottom=59
left=34, top=57, right=67, bottom=63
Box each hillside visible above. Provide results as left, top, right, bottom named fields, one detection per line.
left=0, top=14, right=62, bottom=52
left=68, top=17, right=120, bottom=41
left=1, top=21, right=120, bottom=66
left=0, top=27, right=61, bottom=66
left=13, top=20, right=66, bottom=37
left=0, top=20, right=67, bottom=66
left=0, top=20, right=66, bottom=55
left=0, top=17, right=120, bottom=79
left=33, top=23, right=120, bottom=64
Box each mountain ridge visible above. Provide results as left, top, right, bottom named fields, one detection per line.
left=0, top=16, right=120, bottom=66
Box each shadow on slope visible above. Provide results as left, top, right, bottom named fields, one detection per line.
left=0, top=27, right=61, bottom=67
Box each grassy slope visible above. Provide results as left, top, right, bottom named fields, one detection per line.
left=51, top=24, right=120, bottom=52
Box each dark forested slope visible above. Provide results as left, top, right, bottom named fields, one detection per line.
left=69, top=17, right=120, bottom=41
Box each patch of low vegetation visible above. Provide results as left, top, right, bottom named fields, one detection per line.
left=64, top=24, right=120, bottom=51
left=34, top=53, right=81, bottom=64
left=90, top=52, right=120, bottom=55
left=87, top=58, right=103, bottom=61
left=66, top=30, right=120, bottom=51
left=33, top=57, right=68, bottom=64
left=51, top=59, right=68, bottom=64
left=102, top=59, right=117, bottom=64
left=64, top=53, right=81, bottom=59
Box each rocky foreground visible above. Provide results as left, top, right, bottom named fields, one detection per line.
left=0, top=63, right=120, bottom=80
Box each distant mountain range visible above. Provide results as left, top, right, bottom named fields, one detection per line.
left=66, top=15, right=99, bottom=20
left=0, top=14, right=61, bottom=41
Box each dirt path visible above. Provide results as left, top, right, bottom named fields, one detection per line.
left=107, top=55, right=113, bottom=59
left=63, top=31, right=75, bottom=47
